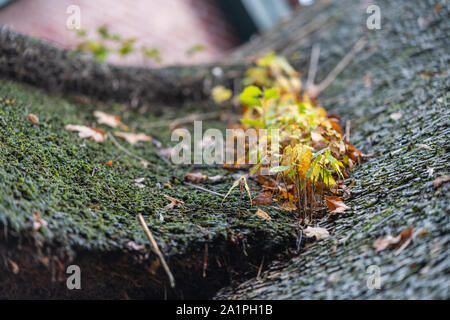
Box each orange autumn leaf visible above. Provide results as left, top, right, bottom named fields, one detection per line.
left=324, top=195, right=349, bottom=215
left=282, top=143, right=312, bottom=179
left=255, top=208, right=271, bottom=220
left=26, top=113, right=39, bottom=125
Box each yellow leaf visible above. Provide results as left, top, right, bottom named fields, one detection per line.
left=282, top=143, right=312, bottom=178
left=212, top=86, right=233, bottom=104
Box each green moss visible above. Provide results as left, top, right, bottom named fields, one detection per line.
left=0, top=80, right=296, bottom=257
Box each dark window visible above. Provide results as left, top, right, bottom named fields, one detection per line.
left=0, top=0, right=15, bottom=10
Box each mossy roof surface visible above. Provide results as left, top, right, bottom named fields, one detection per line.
left=216, top=0, right=450, bottom=299
left=0, top=80, right=296, bottom=257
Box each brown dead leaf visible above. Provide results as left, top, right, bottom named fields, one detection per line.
left=8, top=259, right=19, bottom=274
left=253, top=192, right=273, bottom=205
left=399, top=226, right=413, bottom=241
left=255, top=208, right=271, bottom=220
left=303, top=226, right=330, bottom=240
left=184, top=172, right=208, bottom=184
left=148, top=259, right=161, bottom=275
left=373, top=235, right=400, bottom=253
left=26, top=113, right=39, bottom=125
left=310, top=130, right=324, bottom=145
left=66, top=124, right=107, bottom=143
left=164, top=195, right=185, bottom=210
left=114, top=131, right=153, bottom=145
left=94, top=111, right=128, bottom=130
left=373, top=226, right=413, bottom=253
left=324, top=196, right=349, bottom=215
left=278, top=200, right=297, bottom=211
left=433, top=175, right=450, bottom=188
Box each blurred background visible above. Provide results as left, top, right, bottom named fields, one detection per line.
left=0, top=0, right=311, bottom=66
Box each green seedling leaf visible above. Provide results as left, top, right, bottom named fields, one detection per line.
left=240, top=118, right=265, bottom=128
left=240, top=86, right=262, bottom=107
left=264, top=88, right=280, bottom=100
left=221, top=177, right=242, bottom=206
left=221, top=176, right=253, bottom=207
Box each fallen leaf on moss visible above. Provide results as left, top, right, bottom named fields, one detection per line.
left=134, top=177, right=145, bottom=188
left=325, top=195, right=349, bottom=214
left=255, top=208, right=271, bottom=220
left=433, top=175, right=450, bottom=188
left=164, top=195, right=185, bottom=210
left=127, top=241, right=145, bottom=251
left=373, top=235, right=400, bottom=253
left=184, top=172, right=208, bottom=183
left=66, top=124, right=106, bottom=142
left=114, top=131, right=153, bottom=145
left=254, top=192, right=273, bottom=205
left=373, top=226, right=413, bottom=253
left=278, top=201, right=297, bottom=211
left=94, top=111, right=128, bottom=130
left=26, top=113, right=39, bottom=125
left=303, top=226, right=329, bottom=240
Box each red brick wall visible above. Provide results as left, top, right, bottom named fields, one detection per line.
left=0, top=0, right=239, bottom=66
